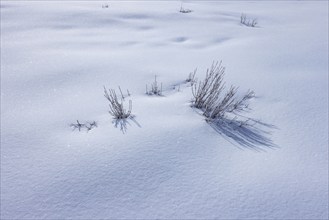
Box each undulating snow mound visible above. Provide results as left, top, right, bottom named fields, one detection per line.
left=1, top=1, right=328, bottom=219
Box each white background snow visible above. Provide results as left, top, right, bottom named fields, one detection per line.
left=1, top=1, right=328, bottom=219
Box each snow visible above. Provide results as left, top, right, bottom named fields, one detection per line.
left=1, top=1, right=328, bottom=219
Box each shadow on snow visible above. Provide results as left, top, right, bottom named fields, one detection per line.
left=208, top=117, right=278, bottom=152
left=112, top=115, right=141, bottom=134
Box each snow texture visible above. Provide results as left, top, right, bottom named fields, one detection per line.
left=1, top=1, right=328, bottom=219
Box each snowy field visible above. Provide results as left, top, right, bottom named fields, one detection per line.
left=1, top=1, right=328, bottom=219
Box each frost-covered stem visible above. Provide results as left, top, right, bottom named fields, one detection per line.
left=192, top=61, right=225, bottom=109
left=104, top=86, right=132, bottom=119
left=191, top=61, right=255, bottom=122
left=187, top=68, right=197, bottom=85
left=118, top=86, right=124, bottom=100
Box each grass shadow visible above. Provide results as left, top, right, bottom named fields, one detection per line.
left=112, top=115, right=141, bottom=134
left=208, top=117, right=278, bottom=152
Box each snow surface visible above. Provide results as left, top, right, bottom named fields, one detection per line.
left=1, top=1, right=328, bottom=219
